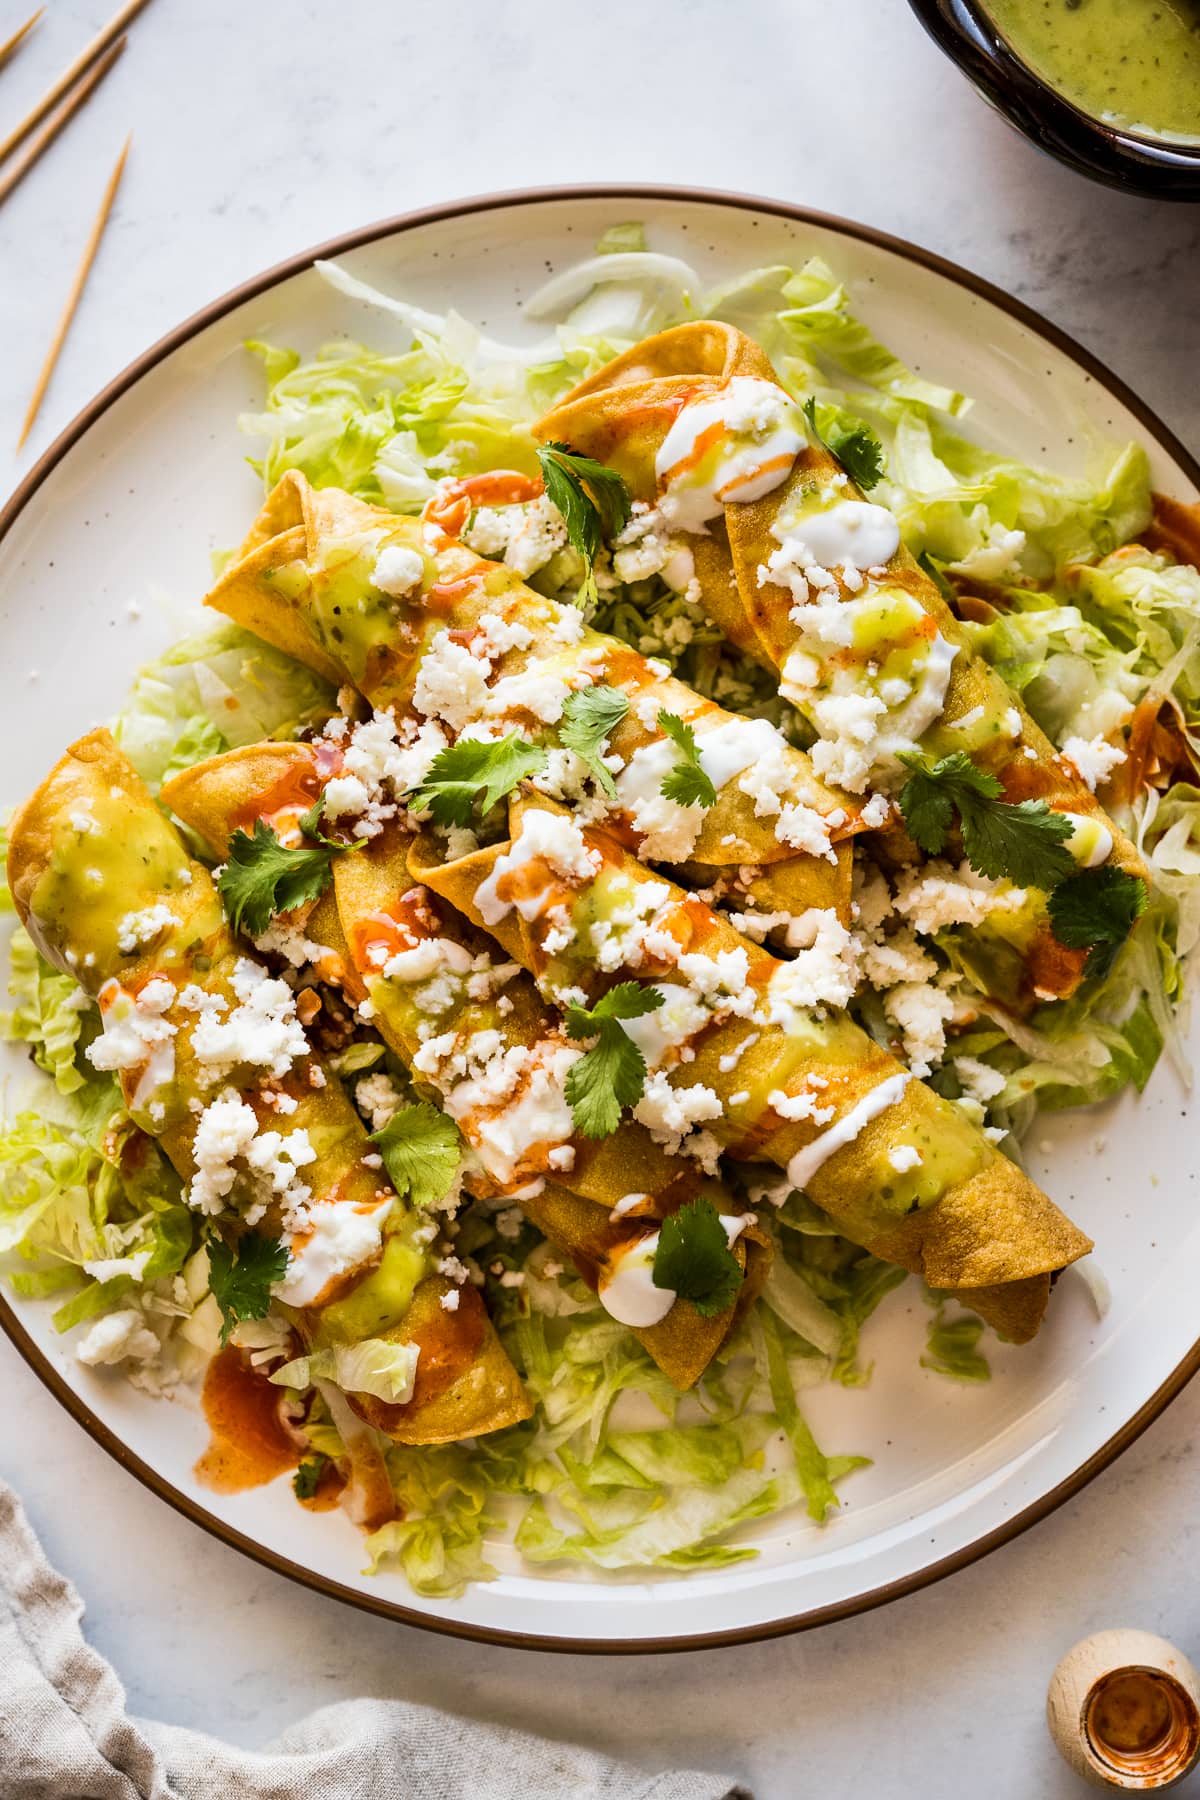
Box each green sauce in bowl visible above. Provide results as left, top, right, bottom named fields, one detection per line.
left=983, top=0, right=1200, bottom=142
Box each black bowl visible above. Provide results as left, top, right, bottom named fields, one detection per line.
left=907, top=0, right=1200, bottom=201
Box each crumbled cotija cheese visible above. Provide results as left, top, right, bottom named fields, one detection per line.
left=115, top=904, right=175, bottom=955
left=453, top=1041, right=579, bottom=1186
left=87, top=978, right=178, bottom=1111
left=633, top=1073, right=723, bottom=1165
left=891, top=861, right=1026, bottom=936
left=372, top=542, right=425, bottom=597
left=273, top=1197, right=393, bottom=1307
left=187, top=1091, right=262, bottom=1216
left=769, top=1087, right=835, bottom=1125
left=954, top=1054, right=1008, bottom=1105
left=764, top=910, right=858, bottom=1020
left=883, top=981, right=956, bottom=1078
left=614, top=739, right=705, bottom=863
left=356, top=1071, right=406, bottom=1131
left=1061, top=733, right=1127, bottom=792
left=76, top=1308, right=161, bottom=1367
left=474, top=810, right=600, bottom=927
left=187, top=1086, right=317, bottom=1223
left=253, top=915, right=327, bottom=970
left=183, top=959, right=308, bottom=1081
left=589, top=878, right=673, bottom=972
left=498, top=496, right=569, bottom=579
left=887, top=1144, right=923, bottom=1172
left=414, top=633, right=493, bottom=731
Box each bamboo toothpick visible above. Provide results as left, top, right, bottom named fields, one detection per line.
left=0, top=8, right=43, bottom=73
left=18, top=134, right=131, bottom=451
left=0, top=37, right=125, bottom=208
left=0, top=0, right=149, bottom=167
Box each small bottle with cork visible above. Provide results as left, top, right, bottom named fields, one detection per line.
left=1047, top=1629, right=1200, bottom=1790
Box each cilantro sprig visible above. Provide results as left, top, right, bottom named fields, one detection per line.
left=559, top=684, right=630, bottom=798
left=564, top=982, right=664, bottom=1139
left=898, top=751, right=1077, bottom=889
left=898, top=750, right=1148, bottom=975
left=297, top=793, right=344, bottom=846
left=207, top=1230, right=288, bottom=1346
left=217, top=814, right=355, bottom=938
left=802, top=397, right=886, bottom=493
left=652, top=1196, right=743, bottom=1318
left=371, top=1102, right=462, bottom=1208
left=536, top=441, right=631, bottom=600
left=1047, top=866, right=1148, bottom=981
left=658, top=711, right=717, bottom=810
left=406, top=732, right=547, bottom=828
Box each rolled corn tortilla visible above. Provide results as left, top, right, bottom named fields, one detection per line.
left=163, top=740, right=768, bottom=1388
left=203, top=469, right=860, bottom=930
left=407, top=789, right=1093, bottom=1344
left=7, top=730, right=529, bottom=1445
left=536, top=321, right=1147, bottom=1006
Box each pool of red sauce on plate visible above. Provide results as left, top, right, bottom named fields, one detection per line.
left=193, top=1301, right=486, bottom=1504
left=195, top=1344, right=299, bottom=1493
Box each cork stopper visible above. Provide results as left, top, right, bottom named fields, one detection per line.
left=1047, top=1631, right=1200, bottom=1790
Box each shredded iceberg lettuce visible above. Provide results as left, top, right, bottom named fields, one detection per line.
left=921, top=1298, right=991, bottom=1383
left=1, top=925, right=92, bottom=1096
left=114, top=621, right=335, bottom=792
left=365, top=1445, right=497, bottom=1597
left=272, top=1338, right=420, bottom=1406
left=0, top=1078, right=193, bottom=1334
left=361, top=1244, right=865, bottom=1593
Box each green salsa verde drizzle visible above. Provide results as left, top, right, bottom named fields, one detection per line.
left=983, top=0, right=1200, bottom=142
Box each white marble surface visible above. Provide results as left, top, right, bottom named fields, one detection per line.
left=3, top=3, right=1200, bottom=1795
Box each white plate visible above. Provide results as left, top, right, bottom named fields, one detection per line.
left=3, top=187, right=1198, bottom=1652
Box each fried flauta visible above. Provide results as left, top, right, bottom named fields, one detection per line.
left=7, top=731, right=529, bottom=1444
left=203, top=469, right=863, bottom=929
left=163, top=740, right=769, bottom=1388
left=408, top=789, right=1093, bottom=1344
left=537, top=322, right=1147, bottom=1006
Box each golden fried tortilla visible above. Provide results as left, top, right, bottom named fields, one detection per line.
left=8, top=730, right=529, bottom=1444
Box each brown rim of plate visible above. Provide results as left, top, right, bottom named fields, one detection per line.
left=2, top=183, right=1198, bottom=1656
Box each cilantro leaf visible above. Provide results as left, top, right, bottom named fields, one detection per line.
left=293, top=1455, right=326, bottom=1500
left=537, top=441, right=631, bottom=599
left=652, top=1196, right=744, bottom=1318
left=962, top=796, right=1077, bottom=888
left=217, top=818, right=344, bottom=937
left=1047, top=866, right=1148, bottom=980
left=298, top=795, right=327, bottom=839
left=207, top=1230, right=288, bottom=1345
left=898, top=751, right=1076, bottom=889
left=658, top=710, right=717, bottom=810
left=897, top=750, right=1000, bottom=854
left=564, top=982, right=664, bottom=1139
left=371, top=1101, right=462, bottom=1207
left=406, top=733, right=548, bottom=828
left=802, top=397, right=886, bottom=492
left=559, top=684, right=630, bottom=798
left=296, top=792, right=350, bottom=849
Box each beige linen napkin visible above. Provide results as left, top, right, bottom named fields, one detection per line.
left=0, top=1482, right=747, bottom=1800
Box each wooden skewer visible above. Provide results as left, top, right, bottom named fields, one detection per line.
left=0, top=0, right=150, bottom=167
left=0, top=36, right=125, bottom=207
left=18, top=134, right=131, bottom=451
left=0, top=7, right=43, bottom=72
